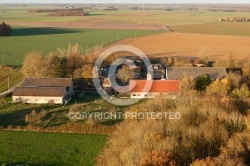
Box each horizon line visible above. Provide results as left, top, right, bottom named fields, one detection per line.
left=1, top=2, right=250, bottom=5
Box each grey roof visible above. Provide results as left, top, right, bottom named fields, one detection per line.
left=23, top=78, right=73, bottom=87
left=13, top=87, right=67, bottom=97
left=167, top=67, right=227, bottom=81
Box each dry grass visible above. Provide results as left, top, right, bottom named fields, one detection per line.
left=96, top=94, right=250, bottom=166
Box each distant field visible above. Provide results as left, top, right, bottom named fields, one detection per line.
left=0, top=27, right=161, bottom=66
left=0, top=130, right=107, bottom=165
left=2, top=6, right=250, bottom=27
left=106, top=32, right=250, bottom=60
left=176, top=22, right=250, bottom=36
left=0, top=66, right=23, bottom=93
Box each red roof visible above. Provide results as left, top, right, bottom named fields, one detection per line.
left=129, top=80, right=181, bottom=93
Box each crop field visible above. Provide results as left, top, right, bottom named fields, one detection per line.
left=0, top=27, right=161, bottom=66
left=0, top=130, right=107, bottom=165
left=1, top=7, right=250, bottom=66
left=106, top=32, right=250, bottom=60
left=176, top=22, right=250, bottom=36
left=0, top=66, right=23, bottom=93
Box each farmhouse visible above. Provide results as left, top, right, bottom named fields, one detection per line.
left=129, top=80, right=181, bottom=99
left=166, top=67, right=227, bottom=81
left=12, top=78, right=74, bottom=104
left=13, top=87, right=71, bottom=104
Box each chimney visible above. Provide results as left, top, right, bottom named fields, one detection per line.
left=147, top=73, right=153, bottom=80
left=166, top=68, right=168, bottom=80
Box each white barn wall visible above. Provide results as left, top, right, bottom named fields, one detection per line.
left=12, top=96, right=64, bottom=104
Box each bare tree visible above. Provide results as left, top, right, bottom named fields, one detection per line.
left=117, top=65, right=134, bottom=84
left=22, top=52, right=47, bottom=77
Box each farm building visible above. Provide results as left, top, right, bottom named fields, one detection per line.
left=12, top=87, right=71, bottom=104
left=149, top=64, right=166, bottom=79
left=22, top=78, right=74, bottom=95
left=12, top=78, right=74, bottom=104
left=166, top=67, right=227, bottom=81
left=129, top=80, right=181, bottom=99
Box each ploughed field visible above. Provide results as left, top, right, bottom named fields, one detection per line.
left=106, top=32, right=250, bottom=60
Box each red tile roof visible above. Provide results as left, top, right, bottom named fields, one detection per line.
left=129, top=80, right=181, bottom=93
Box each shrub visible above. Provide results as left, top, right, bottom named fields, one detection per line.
left=225, top=111, right=245, bottom=133
left=140, top=151, right=176, bottom=166
left=206, top=79, right=230, bottom=96
left=195, top=74, right=212, bottom=91
left=231, top=84, right=250, bottom=100
left=181, top=76, right=194, bottom=93
left=190, top=157, right=216, bottom=166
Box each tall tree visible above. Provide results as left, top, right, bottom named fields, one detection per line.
left=0, top=22, right=12, bottom=36
left=66, top=43, right=83, bottom=77
left=22, top=52, right=46, bottom=77
left=47, top=52, right=64, bottom=77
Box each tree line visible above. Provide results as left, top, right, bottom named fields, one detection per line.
left=22, top=43, right=95, bottom=85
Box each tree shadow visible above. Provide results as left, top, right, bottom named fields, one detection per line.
left=11, top=27, right=81, bottom=36
left=0, top=104, right=60, bottom=127
left=1, top=161, right=61, bottom=166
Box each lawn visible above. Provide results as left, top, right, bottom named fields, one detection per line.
left=0, top=130, right=107, bottom=166
left=0, top=92, right=125, bottom=128
left=0, top=27, right=161, bottom=66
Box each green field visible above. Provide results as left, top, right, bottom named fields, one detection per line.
left=176, top=22, right=250, bottom=36
left=0, top=130, right=107, bottom=165
left=0, top=27, right=161, bottom=66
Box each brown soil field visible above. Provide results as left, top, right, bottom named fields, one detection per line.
left=10, top=19, right=167, bottom=30
left=104, top=32, right=250, bottom=60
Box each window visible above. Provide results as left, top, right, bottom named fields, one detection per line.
left=133, top=94, right=136, bottom=96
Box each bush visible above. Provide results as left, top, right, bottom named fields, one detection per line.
left=231, top=84, right=250, bottom=100
left=195, top=74, right=212, bottom=91
left=0, top=21, right=12, bottom=36
left=206, top=79, right=230, bottom=96
left=190, top=157, right=216, bottom=166
left=181, top=76, right=194, bottom=93
left=140, top=151, right=176, bottom=166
